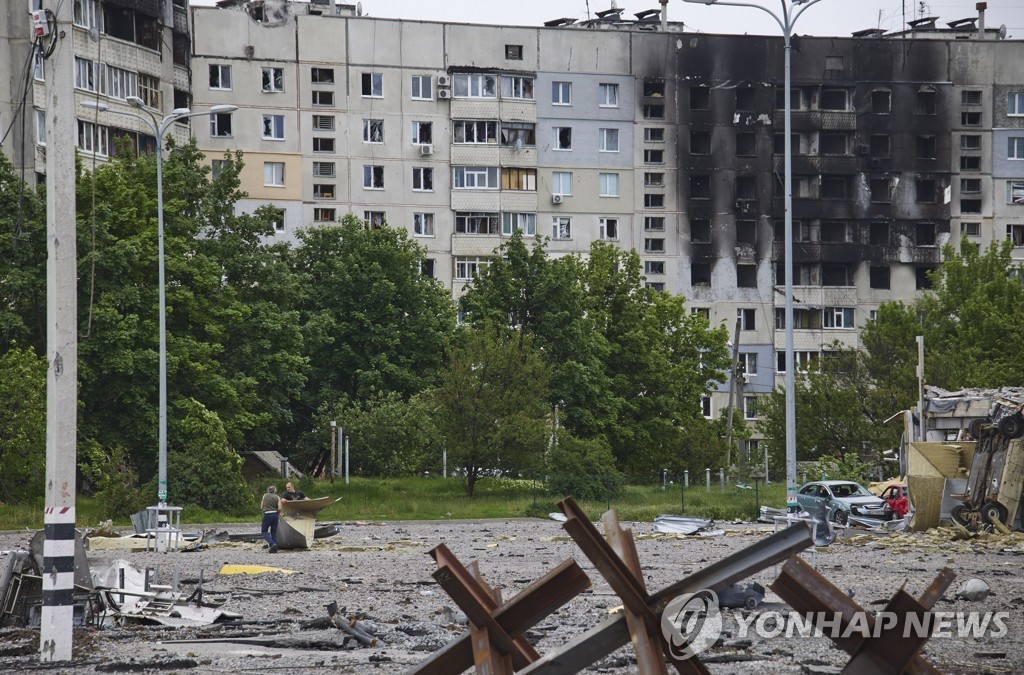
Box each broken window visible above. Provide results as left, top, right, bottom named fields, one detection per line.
left=361, top=72, right=383, bottom=97
left=961, top=178, right=981, bottom=194
left=820, top=221, right=849, bottom=243
left=552, top=126, right=572, bottom=150
left=1008, top=181, right=1024, bottom=204
left=690, top=219, right=711, bottom=243
left=737, top=264, right=757, bottom=288
left=916, top=222, right=936, bottom=246
left=262, top=114, right=285, bottom=140
left=363, top=165, right=385, bottom=189
left=870, top=135, right=890, bottom=158
left=690, top=87, right=710, bottom=110
left=775, top=87, right=802, bottom=110
left=600, top=218, right=619, bottom=240
left=1008, top=224, right=1024, bottom=246
left=690, top=130, right=710, bottom=154
left=916, top=266, right=936, bottom=289
left=364, top=211, right=386, bottom=228
left=645, top=217, right=665, bottom=231
left=737, top=220, right=756, bottom=245
left=690, top=175, right=710, bottom=200
left=552, top=217, right=572, bottom=240
left=362, top=119, right=384, bottom=143
left=738, top=308, right=755, bottom=330
left=962, top=222, right=981, bottom=236
left=870, top=179, right=890, bottom=203
left=736, top=132, right=756, bottom=157
left=262, top=67, right=284, bottom=92
left=643, top=104, right=665, bottom=119
left=313, top=137, right=335, bottom=153
left=824, top=56, right=844, bottom=77
left=645, top=261, right=665, bottom=275
left=820, top=133, right=848, bottom=155
left=691, top=263, right=712, bottom=286
left=736, top=176, right=757, bottom=201
left=501, top=75, right=534, bottom=100
left=774, top=133, right=800, bottom=154
left=961, top=155, right=981, bottom=171
left=412, top=167, right=433, bottom=191
left=644, top=127, right=665, bottom=143
left=454, top=120, right=498, bottom=144
left=501, top=122, right=535, bottom=147
left=312, top=91, right=334, bottom=106
left=916, top=136, right=936, bottom=159
left=736, top=87, right=756, bottom=111
left=313, top=183, right=335, bottom=199
left=209, top=112, right=232, bottom=137
left=821, top=177, right=848, bottom=199
left=819, top=88, right=848, bottom=111
left=822, top=264, right=851, bottom=286
left=643, top=79, right=665, bottom=97
left=871, top=90, right=891, bottom=113
left=456, top=212, right=500, bottom=235
left=869, top=266, right=891, bottom=289
left=915, top=179, right=936, bottom=204
left=917, top=90, right=937, bottom=115
left=644, top=238, right=665, bottom=253
left=961, top=111, right=981, bottom=126
left=312, top=68, right=335, bottom=84
left=961, top=199, right=982, bottom=214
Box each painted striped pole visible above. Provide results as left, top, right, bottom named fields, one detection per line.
left=41, top=0, right=78, bottom=662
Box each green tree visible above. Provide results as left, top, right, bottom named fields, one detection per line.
left=547, top=434, right=623, bottom=501
left=0, top=154, right=47, bottom=351
left=0, top=345, right=46, bottom=503
left=425, top=325, right=550, bottom=496
left=339, top=392, right=438, bottom=476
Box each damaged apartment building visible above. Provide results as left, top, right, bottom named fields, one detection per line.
left=3, top=1, right=1022, bottom=444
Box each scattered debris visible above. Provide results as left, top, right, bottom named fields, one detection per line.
left=718, top=582, right=765, bottom=610
left=652, top=514, right=719, bottom=535
left=217, top=564, right=300, bottom=575
left=955, top=578, right=991, bottom=602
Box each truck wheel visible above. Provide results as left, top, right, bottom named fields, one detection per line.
left=998, top=415, right=1024, bottom=439
left=950, top=504, right=971, bottom=527
left=968, top=418, right=986, bottom=439
left=981, top=501, right=1008, bottom=526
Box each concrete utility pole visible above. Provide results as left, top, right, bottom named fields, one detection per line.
left=41, top=0, right=77, bottom=662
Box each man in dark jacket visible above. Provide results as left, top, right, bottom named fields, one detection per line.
left=260, top=485, right=281, bottom=553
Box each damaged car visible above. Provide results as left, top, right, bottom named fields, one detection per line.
left=797, top=480, right=889, bottom=525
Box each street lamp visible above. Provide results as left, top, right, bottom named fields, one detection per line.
left=681, top=0, right=824, bottom=511
left=80, top=98, right=238, bottom=511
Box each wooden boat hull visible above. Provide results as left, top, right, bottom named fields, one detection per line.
left=277, top=496, right=335, bottom=550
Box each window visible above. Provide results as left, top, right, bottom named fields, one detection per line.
left=552, top=126, right=572, bottom=150
left=963, top=222, right=981, bottom=236
left=644, top=238, right=665, bottom=253
left=314, top=208, right=336, bottom=223
left=419, top=258, right=435, bottom=278
left=33, top=47, right=44, bottom=81
left=916, top=179, right=936, bottom=204
left=313, top=137, right=335, bottom=153
left=599, top=218, right=619, bottom=241
left=269, top=208, right=286, bottom=233
left=916, top=136, right=936, bottom=159
left=364, top=211, right=386, bottom=228
left=363, top=119, right=384, bottom=144
left=643, top=104, right=665, bottom=119
left=412, top=167, right=434, bottom=191
left=313, top=184, right=335, bottom=199
left=77, top=119, right=108, bottom=156
left=412, top=121, right=433, bottom=145
left=35, top=109, right=45, bottom=145
left=961, top=111, right=981, bottom=126
left=263, top=161, right=284, bottom=186
left=501, top=75, right=534, bottom=100
left=869, top=266, right=890, bottom=289
left=1010, top=92, right=1024, bottom=116
left=644, top=194, right=665, bottom=209
left=736, top=176, right=757, bottom=201
left=739, top=353, right=757, bottom=376
left=644, top=149, right=664, bottom=164
left=776, top=351, right=819, bottom=374
left=455, top=257, right=490, bottom=280
left=74, top=57, right=97, bottom=92
left=961, top=135, right=981, bottom=150
left=411, top=75, right=432, bottom=100
left=644, top=173, right=664, bottom=188
left=505, top=44, right=523, bottom=60
left=962, top=90, right=981, bottom=105
left=454, top=120, right=498, bottom=144
left=501, top=122, right=536, bottom=147
left=690, top=175, right=710, bottom=200
left=455, top=212, right=500, bottom=235
left=821, top=177, right=848, bottom=199
left=690, top=130, right=710, bottom=155
left=691, top=219, right=710, bottom=243
left=100, top=64, right=138, bottom=100
left=736, top=88, right=756, bottom=112
left=311, top=68, right=334, bottom=84
left=599, top=128, right=619, bottom=152
left=701, top=396, right=713, bottom=419
left=502, top=212, right=536, bottom=236
left=822, top=264, right=852, bottom=286
left=138, top=74, right=160, bottom=108
left=599, top=173, right=619, bottom=197
left=691, top=263, right=711, bottom=286
left=823, top=307, right=855, bottom=329
left=552, top=171, right=573, bottom=196
left=870, top=179, right=890, bottom=203
left=363, top=165, right=384, bottom=189
left=261, top=115, right=285, bottom=140
left=1008, top=224, right=1024, bottom=247
left=644, top=128, right=665, bottom=143
left=870, top=135, right=890, bottom=158
left=645, top=217, right=665, bottom=231
left=820, top=133, right=847, bottom=155
left=74, top=0, right=99, bottom=29
left=774, top=133, right=800, bottom=155
left=453, top=166, right=499, bottom=189
left=961, top=155, right=981, bottom=171
left=413, top=212, right=435, bottom=237
left=361, top=73, right=383, bottom=97
left=1009, top=137, right=1024, bottom=160
left=453, top=73, right=497, bottom=98
left=871, top=90, right=891, bottom=113
left=820, top=89, right=848, bottom=111
left=599, top=83, right=619, bottom=107
left=743, top=396, right=759, bottom=421
left=313, top=115, right=335, bottom=131
left=552, top=81, right=572, bottom=105
left=961, top=178, right=981, bottom=194
left=961, top=199, right=982, bottom=214
left=737, top=264, right=756, bottom=287
left=312, top=90, right=334, bottom=106
left=690, top=87, right=710, bottom=110
left=775, top=308, right=820, bottom=330
left=645, top=261, right=665, bottom=275
left=1009, top=181, right=1024, bottom=204
left=262, top=67, right=284, bottom=93
left=312, top=161, right=335, bottom=177
left=916, top=266, right=936, bottom=290
left=646, top=282, right=666, bottom=292
left=643, top=79, right=665, bottom=98
left=210, top=113, right=233, bottom=137
left=736, top=132, right=756, bottom=157
left=501, top=168, right=537, bottom=191
left=552, top=217, right=572, bottom=240
left=917, top=90, right=936, bottom=115
left=737, top=220, right=756, bottom=245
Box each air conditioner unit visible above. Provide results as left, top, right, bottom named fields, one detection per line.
left=437, top=74, right=451, bottom=87
left=419, top=144, right=433, bottom=156
left=552, top=194, right=564, bottom=205
left=438, top=89, right=451, bottom=100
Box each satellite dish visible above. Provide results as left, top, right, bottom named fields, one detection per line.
left=356, top=2, right=363, bottom=16
left=998, top=24, right=1007, bottom=40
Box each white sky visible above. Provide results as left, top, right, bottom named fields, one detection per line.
left=193, top=1, right=1022, bottom=37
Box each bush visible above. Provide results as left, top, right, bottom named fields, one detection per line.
left=546, top=435, right=624, bottom=501
left=813, top=451, right=873, bottom=484
left=80, top=442, right=148, bottom=520
left=0, top=346, right=46, bottom=504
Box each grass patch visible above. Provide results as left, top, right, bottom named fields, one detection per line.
left=0, top=478, right=788, bottom=530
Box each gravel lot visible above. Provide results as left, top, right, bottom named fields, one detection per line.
left=2, top=518, right=1023, bottom=674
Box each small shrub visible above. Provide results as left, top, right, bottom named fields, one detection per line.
left=546, top=435, right=624, bottom=501
left=80, top=442, right=148, bottom=520
left=813, top=451, right=872, bottom=484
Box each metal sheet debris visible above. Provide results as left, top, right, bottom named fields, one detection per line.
left=652, top=514, right=718, bottom=535
left=218, top=564, right=300, bottom=575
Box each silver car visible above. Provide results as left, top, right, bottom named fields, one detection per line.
left=796, top=480, right=888, bottom=525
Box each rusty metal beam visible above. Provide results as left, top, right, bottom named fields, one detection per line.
left=409, top=556, right=591, bottom=675
left=519, top=523, right=813, bottom=675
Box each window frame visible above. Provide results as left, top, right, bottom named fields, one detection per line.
left=263, top=161, right=285, bottom=187
left=453, top=73, right=497, bottom=99
left=599, top=172, right=619, bottom=197
left=1008, top=92, right=1024, bottom=117
left=552, top=171, right=573, bottom=196
left=361, top=72, right=383, bottom=98
left=501, top=75, right=534, bottom=100
left=452, top=166, right=499, bottom=189
left=552, top=216, right=572, bottom=240
left=413, top=212, right=435, bottom=237
left=411, top=75, right=432, bottom=101
left=599, top=217, right=619, bottom=241
left=262, top=114, right=285, bottom=141
left=363, top=165, right=385, bottom=190
left=312, top=90, right=334, bottom=107
left=599, top=82, right=619, bottom=107
left=412, top=166, right=434, bottom=192
left=502, top=212, right=536, bottom=236
left=261, top=67, right=285, bottom=93
left=362, top=118, right=384, bottom=144
left=551, top=81, right=572, bottom=105
left=599, top=128, right=619, bottom=153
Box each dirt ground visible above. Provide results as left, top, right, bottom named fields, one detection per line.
left=2, top=517, right=1023, bottom=674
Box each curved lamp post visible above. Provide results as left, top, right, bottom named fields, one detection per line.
left=80, top=98, right=238, bottom=509
left=681, top=0, right=824, bottom=510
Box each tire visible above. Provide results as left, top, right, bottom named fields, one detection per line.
left=968, top=418, right=986, bottom=439
left=998, top=414, right=1024, bottom=439
left=832, top=509, right=849, bottom=526
left=950, top=504, right=971, bottom=527
left=981, top=501, right=1008, bottom=526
